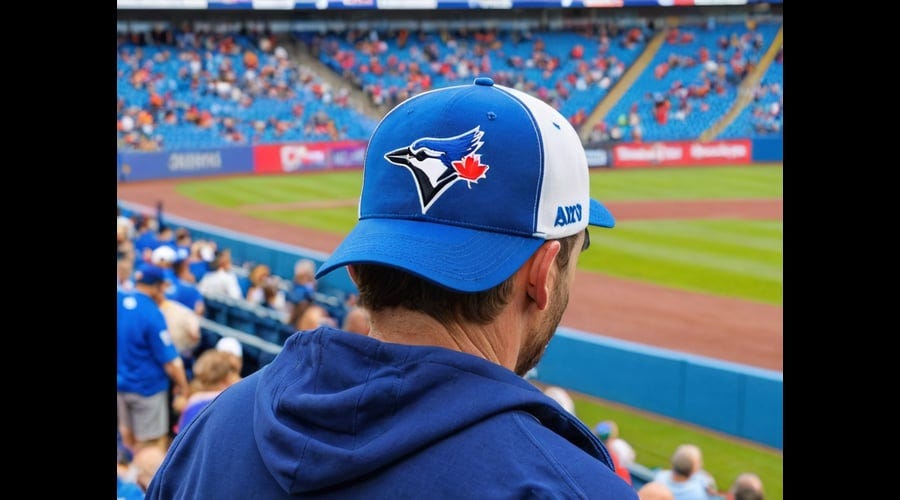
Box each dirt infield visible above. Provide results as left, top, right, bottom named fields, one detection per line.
left=118, top=179, right=783, bottom=372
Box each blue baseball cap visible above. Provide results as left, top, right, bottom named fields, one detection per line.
left=136, top=264, right=169, bottom=285
left=316, top=77, right=615, bottom=292
left=594, top=422, right=613, bottom=441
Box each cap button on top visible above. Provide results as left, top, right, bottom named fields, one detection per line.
left=474, top=77, right=494, bottom=86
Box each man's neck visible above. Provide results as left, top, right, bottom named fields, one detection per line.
left=367, top=308, right=518, bottom=370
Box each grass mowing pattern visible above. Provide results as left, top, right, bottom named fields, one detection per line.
left=584, top=219, right=783, bottom=305
left=175, top=172, right=363, bottom=208
left=174, top=168, right=783, bottom=304
left=245, top=206, right=359, bottom=234
left=575, top=395, right=783, bottom=500
left=590, top=164, right=783, bottom=201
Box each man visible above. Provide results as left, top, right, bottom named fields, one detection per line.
left=595, top=421, right=634, bottom=486
left=196, top=248, right=242, bottom=299
left=653, top=444, right=717, bottom=500
left=148, top=78, right=634, bottom=498
left=117, top=265, right=189, bottom=453
left=727, top=473, right=764, bottom=500
left=638, top=482, right=675, bottom=500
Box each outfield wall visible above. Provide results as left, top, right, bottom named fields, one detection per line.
left=539, top=329, right=782, bottom=449
left=115, top=136, right=781, bottom=181
left=118, top=200, right=783, bottom=450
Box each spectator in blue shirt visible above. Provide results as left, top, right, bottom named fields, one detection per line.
left=117, top=265, right=190, bottom=453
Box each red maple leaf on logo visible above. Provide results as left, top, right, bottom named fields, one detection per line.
left=452, top=154, right=489, bottom=187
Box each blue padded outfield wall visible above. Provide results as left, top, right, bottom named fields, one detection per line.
left=537, top=329, right=783, bottom=449
left=751, top=137, right=783, bottom=162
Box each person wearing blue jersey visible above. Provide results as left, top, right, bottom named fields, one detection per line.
left=117, top=265, right=189, bottom=454
left=147, top=79, right=636, bottom=499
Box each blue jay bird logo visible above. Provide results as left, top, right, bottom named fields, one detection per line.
left=384, top=126, right=490, bottom=214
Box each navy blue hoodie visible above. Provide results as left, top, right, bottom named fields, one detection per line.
left=147, top=327, right=637, bottom=499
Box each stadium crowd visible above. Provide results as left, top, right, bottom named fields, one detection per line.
left=118, top=15, right=781, bottom=154
left=116, top=23, right=375, bottom=152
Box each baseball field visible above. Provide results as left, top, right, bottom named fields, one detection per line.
left=117, top=163, right=783, bottom=498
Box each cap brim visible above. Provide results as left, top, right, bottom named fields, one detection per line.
left=316, top=218, right=544, bottom=293
left=590, top=198, right=615, bottom=228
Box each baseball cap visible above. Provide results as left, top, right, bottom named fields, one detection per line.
left=136, top=264, right=169, bottom=285
left=315, top=77, right=615, bottom=292
left=594, top=421, right=612, bottom=441
left=151, top=245, right=177, bottom=265
left=216, top=337, right=243, bottom=359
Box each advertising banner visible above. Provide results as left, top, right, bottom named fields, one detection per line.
left=611, top=139, right=751, bottom=168
left=207, top=0, right=253, bottom=7
left=117, top=147, right=254, bottom=182
left=119, top=0, right=778, bottom=8
left=253, top=141, right=367, bottom=174
left=117, top=0, right=208, bottom=8
left=584, top=147, right=611, bottom=168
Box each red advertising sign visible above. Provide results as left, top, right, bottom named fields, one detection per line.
left=612, top=139, right=751, bottom=168
left=253, top=140, right=367, bottom=174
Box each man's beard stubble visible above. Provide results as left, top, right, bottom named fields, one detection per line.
left=513, top=276, right=570, bottom=376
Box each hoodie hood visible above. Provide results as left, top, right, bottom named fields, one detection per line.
left=253, top=327, right=609, bottom=494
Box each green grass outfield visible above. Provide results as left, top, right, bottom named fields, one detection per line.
left=175, top=165, right=784, bottom=497
left=177, top=164, right=783, bottom=304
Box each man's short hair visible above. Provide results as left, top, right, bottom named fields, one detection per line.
left=353, top=231, right=581, bottom=325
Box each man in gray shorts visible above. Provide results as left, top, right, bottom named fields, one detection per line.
left=117, top=265, right=189, bottom=452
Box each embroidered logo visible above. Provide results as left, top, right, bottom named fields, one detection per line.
left=384, top=126, right=489, bottom=214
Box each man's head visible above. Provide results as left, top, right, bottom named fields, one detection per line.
left=594, top=420, right=620, bottom=443
left=132, top=445, right=167, bottom=491
left=317, top=78, right=614, bottom=374
left=730, top=472, right=764, bottom=500
left=151, top=245, right=178, bottom=268
left=216, top=336, right=244, bottom=374
left=293, top=258, right=317, bottom=286
left=670, top=444, right=702, bottom=478
left=135, top=264, right=170, bottom=303
left=637, top=482, right=674, bottom=500
left=342, top=306, right=371, bottom=335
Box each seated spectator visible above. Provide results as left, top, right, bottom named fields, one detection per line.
left=245, top=263, right=273, bottom=306
left=260, top=278, right=288, bottom=316
left=542, top=385, right=576, bottom=416
left=158, top=298, right=201, bottom=362
left=727, top=472, right=764, bottom=500
left=639, top=482, right=675, bottom=500
left=215, top=337, right=244, bottom=375
left=187, top=240, right=217, bottom=282
left=117, top=205, right=136, bottom=241
left=117, top=255, right=136, bottom=291
left=169, top=256, right=205, bottom=315
left=173, top=348, right=242, bottom=434
left=597, top=419, right=636, bottom=468
left=594, top=421, right=632, bottom=486
left=287, top=258, right=319, bottom=324
left=653, top=444, right=718, bottom=500
left=197, top=248, right=243, bottom=300
left=173, top=227, right=193, bottom=263
left=296, top=303, right=336, bottom=330
left=149, top=244, right=178, bottom=281
left=341, top=306, right=371, bottom=335
left=120, top=443, right=167, bottom=494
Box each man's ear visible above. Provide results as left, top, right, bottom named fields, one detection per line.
left=346, top=265, right=359, bottom=287
left=526, top=240, right=561, bottom=310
